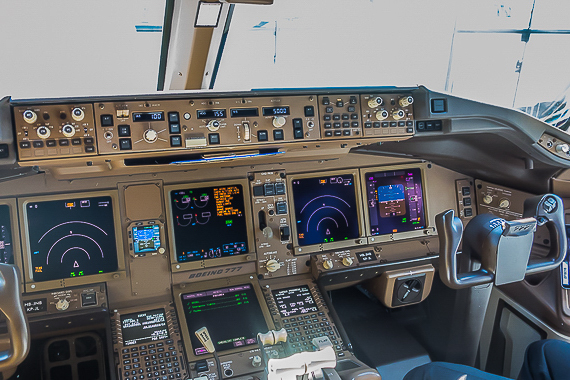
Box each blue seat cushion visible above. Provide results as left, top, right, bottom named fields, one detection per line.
left=518, top=339, right=570, bottom=380
left=404, top=362, right=512, bottom=380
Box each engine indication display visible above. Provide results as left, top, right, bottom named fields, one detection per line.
left=170, top=185, right=248, bottom=262
left=121, top=308, right=170, bottom=346
left=25, top=196, right=119, bottom=282
left=272, top=286, right=318, bottom=317
left=132, top=225, right=161, bottom=254
left=291, top=174, right=360, bottom=246
left=365, top=168, right=426, bottom=235
left=0, top=205, right=13, bottom=264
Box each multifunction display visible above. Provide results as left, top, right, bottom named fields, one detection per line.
left=170, top=185, right=248, bottom=262
left=25, top=196, right=119, bottom=282
left=181, top=284, right=267, bottom=355
left=132, top=225, right=161, bottom=254
left=292, top=174, right=360, bottom=246
left=365, top=168, right=426, bottom=235
left=272, top=286, right=318, bottom=317
left=121, top=309, right=170, bottom=346
left=0, top=205, right=13, bottom=264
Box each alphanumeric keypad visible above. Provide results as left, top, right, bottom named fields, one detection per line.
left=120, top=339, right=182, bottom=380
left=282, top=312, right=343, bottom=354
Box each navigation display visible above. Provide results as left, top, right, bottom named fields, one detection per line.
left=0, top=205, right=13, bottom=264
left=170, top=185, right=248, bottom=262
left=272, top=286, right=318, bottom=317
left=121, top=309, right=170, bottom=346
left=25, top=196, right=119, bottom=282
left=132, top=225, right=161, bottom=254
left=291, top=174, right=360, bottom=246
left=181, top=284, right=267, bottom=355
left=365, top=168, right=426, bottom=235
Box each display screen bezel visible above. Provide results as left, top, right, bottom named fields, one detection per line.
left=359, top=164, right=431, bottom=243
left=0, top=199, right=22, bottom=272
left=19, top=190, right=126, bottom=292
left=172, top=276, right=274, bottom=361
left=287, top=168, right=365, bottom=255
left=164, top=179, right=256, bottom=272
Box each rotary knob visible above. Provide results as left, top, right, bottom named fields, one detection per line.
left=399, top=96, right=414, bottom=107
left=322, top=259, right=334, bottom=270
left=55, top=299, right=69, bottom=311
left=262, top=226, right=274, bottom=239
left=36, top=126, right=51, bottom=139
left=143, top=129, right=158, bottom=143
left=342, top=257, right=354, bottom=267
left=556, top=143, right=569, bottom=154
left=266, top=259, right=281, bottom=273
left=392, top=109, right=406, bottom=120
left=273, top=116, right=286, bottom=128
left=368, top=97, right=383, bottom=108
left=483, top=194, right=493, bottom=204
left=499, top=199, right=510, bottom=209
left=207, top=120, right=220, bottom=132
left=71, top=107, right=85, bottom=122
left=62, top=124, right=76, bottom=138
left=252, top=355, right=262, bottom=368
left=23, top=110, right=37, bottom=124
left=376, top=109, right=389, bottom=121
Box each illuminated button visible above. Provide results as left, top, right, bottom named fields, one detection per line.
left=322, top=97, right=330, bottom=105
left=85, top=146, right=95, bottom=153
left=170, top=135, right=182, bottom=147
left=275, top=202, right=287, bottom=215
left=253, top=186, right=264, bottom=197
left=373, top=122, right=380, bottom=128
left=275, top=183, right=286, bottom=195
left=168, top=112, right=180, bottom=123
left=325, top=107, right=333, bottom=113
left=462, top=187, right=470, bottom=196
left=273, top=129, right=284, bottom=140
left=46, top=140, right=56, bottom=147
left=101, top=114, right=114, bottom=127
left=343, top=130, right=351, bottom=136
left=350, top=96, right=357, bottom=104
left=169, top=123, right=180, bottom=134
left=118, top=125, right=131, bottom=137
left=348, top=106, right=355, bottom=112
left=258, top=130, right=268, bottom=142
left=463, top=197, right=472, bottom=206
left=304, top=106, right=315, bottom=117
left=208, top=133, right=220, bottom=145
left=324, top=123, right=332, bottom=129
left=32, top=141, right=44, bottom=148
left=59, top=139, right=69, bottom=146
left=336, top=100, right=344, bottom=107
left=334, top=130, right=342, bottom=136
left=84, top=137, right=94, bottom=145
left=334, top=123, right=341, bottom=129
left=325, top=131, right=333, bottom=137
left=351, top=113, right=358, bottom=119
left=464, top=208, right=473, bottom=217
left=333, top=114, right=340, bottom=121
left=342, top=114, right=349, bottom=120
left=81, top=292, right=97, bottom=306
left=342, top=122, right=350, bottom=128
left=264, top=184, right=275, bottom=196
left=294, top=128, right=304, bottom=139
left=119, top=138, right=132, bottom=150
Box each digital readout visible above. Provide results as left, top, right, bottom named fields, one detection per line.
left=197, top=109, right=226, bottom=119
left=132, top=112, right=165, bottom=122
left=262, top=106, right=290, bottom=117
left=230, top=108, right=259, bottom=118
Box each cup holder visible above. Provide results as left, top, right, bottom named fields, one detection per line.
left=43, top=333, right=105, bottom=380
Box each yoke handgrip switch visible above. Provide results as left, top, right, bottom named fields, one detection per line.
left=436, top=210, right=494, bottom=289
left=523, top=194, right=567, bottom=275
left=0, top=264, right=30, bottom=373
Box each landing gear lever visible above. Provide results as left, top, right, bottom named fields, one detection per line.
left=436, top=194, right=567, bottom=289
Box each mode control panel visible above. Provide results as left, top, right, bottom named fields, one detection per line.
left=318, top=94, right=362, bottom=138
left=249, top=170, right=307, bottom=278
left=360, top=94, right=415, bottom=137
left=13, top=104, right=97, bottom=160
left=94, top=96, right=320, bottom=154
left=21, top=283, right=106, bottom=316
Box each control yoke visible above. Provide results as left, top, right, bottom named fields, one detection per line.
left=436, top=194, right=567, bottom=289
left=0, top=264, right=30, bottom=373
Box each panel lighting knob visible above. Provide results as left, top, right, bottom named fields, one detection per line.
left=36, top=126, right=51, bottom=139
left=368, top=97, right=384, bottom=108
left=143, top=128, right=158, bottom=143
left=556, top=143, right=570, bottom=154
left=71, top=107, right=85, bottom=122
left=55, top=298, right=69, bottom=311
left=342, top=257, right=354, bottom=267
left=263, top=226, right=274, bottom=239
left=207, top=120, right=220, bottom=132
left=252, top=355, right=262, bottom=368
left=273, top=116, right=286, bottom=128
left=399, top=96, right=414, bottom=107
left=23, top=110, right=37, bottom=124
left=62, top=124, right=76, bottom=138
left=499, top=199, right=510, bottom=209
left=266, top=259, right=281, bottom=273
left=323, top=259, right=334, bottom=270
left=483, top=194, right=493, bottom=204
left=376, top=109, right=389, bottom=121
left=392, top=109, right=406, bottom=120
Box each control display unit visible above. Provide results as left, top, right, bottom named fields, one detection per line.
left=272, top=286, right=318, bottom=317
left=24, top=195, right=119, bottom=282
left=180, top=284, right=267, bottom=355
left=121, top=308, right=170, bottom=346
left=132, top=225, right=161, bottom=254
left=364, top=168, right=426, bottom=235
left=170, top=185, right=249, bottom=263
left=0, top=205, right=13, bottom=264
left=291, top=174, right=360, bottom=246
